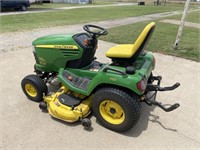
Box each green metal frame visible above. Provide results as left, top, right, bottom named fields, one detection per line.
left=32, top=33, right=155, bottom=96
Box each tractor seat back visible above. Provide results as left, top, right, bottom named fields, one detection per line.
left=106, top=22, right=155, bottom=63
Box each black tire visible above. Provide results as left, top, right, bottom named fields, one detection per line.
left=39, top=102, right=47, bottom=111
left=21, top=74, right=47, bottom=102
left=82, top=118, right=92, bottom=128
left=92, top=87, right=141, bottom=132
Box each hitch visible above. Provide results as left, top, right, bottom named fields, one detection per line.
left=144, top=75, right=180, bottom=112
left=145, top=98, right=180, bottom=112
left=147, top=82, right=180, bottom=92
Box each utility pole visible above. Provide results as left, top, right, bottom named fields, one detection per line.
left=174, top=0, right=191, bottom=50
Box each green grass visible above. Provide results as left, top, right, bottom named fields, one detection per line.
left=0, top=4, right=192, bottom=33
left=165, top=10, right=200, bottom=23
left=186, top=10, right=200, bottom=23
left=1, top=3, right=199, bottom=61
left=100, top=21, right=200, bottom=61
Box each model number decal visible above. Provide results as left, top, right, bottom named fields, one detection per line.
left=36, top=45, right=78, bottom=50
left=110, top=78, right=117, bottom=81
left=38, top=57, right=46, bottom=65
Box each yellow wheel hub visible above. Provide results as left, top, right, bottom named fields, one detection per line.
left=99, top=100, right=125, bottom=125
left=25, top=84, right=37, bottom=97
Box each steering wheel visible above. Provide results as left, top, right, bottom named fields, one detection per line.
left=83, top=24, right=108, bottom=38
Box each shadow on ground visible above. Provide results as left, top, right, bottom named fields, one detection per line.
left=121, top=103, right=177, bottom=137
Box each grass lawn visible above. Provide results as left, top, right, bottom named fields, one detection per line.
left=165, top=10, right=200, bottom=23
left=0, top=4, right=196, bottom=33
left=100, top=20, right=199, bottom=61
left=0, top=3, right=199, bottom=61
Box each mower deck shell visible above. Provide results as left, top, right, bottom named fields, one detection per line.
left=44, top=86, right=92, bottom=122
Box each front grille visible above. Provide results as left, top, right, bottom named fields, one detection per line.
left=60, top=50, right=79, bottom=57
left=33, top=52, right=39, bottom=64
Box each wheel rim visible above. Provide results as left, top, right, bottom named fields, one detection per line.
left=21, top=5, right=26, bottom=11
left=99, top=100, right=125, bottom=125
left=25, top=84, right=37, bottom=97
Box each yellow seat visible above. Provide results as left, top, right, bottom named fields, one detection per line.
left=106, top=44, right=134, bottom=58
left=106, top=22, right=156, bottom=59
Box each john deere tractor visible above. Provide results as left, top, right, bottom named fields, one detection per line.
left=21, top=22, right=180, bottom=132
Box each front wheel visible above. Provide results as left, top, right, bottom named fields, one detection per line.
left=92, top=87, right=141, bottom=132
left=21, top=75, right=47, bottom=102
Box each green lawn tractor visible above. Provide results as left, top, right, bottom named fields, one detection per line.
left=21, top=22, right=180, bottom=132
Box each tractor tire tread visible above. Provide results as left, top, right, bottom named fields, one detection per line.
left=21, top=74, right=47, bottom=102
left=92, top=86, right=141, bottom=132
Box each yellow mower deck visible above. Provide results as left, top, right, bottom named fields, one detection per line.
left=44, top=86, right=92, bottom=123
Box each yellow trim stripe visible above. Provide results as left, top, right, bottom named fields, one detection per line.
left=35, top=45, right=78, bottom=50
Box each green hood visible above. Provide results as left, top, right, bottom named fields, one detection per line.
left=32, top=34, right=77, bottom=46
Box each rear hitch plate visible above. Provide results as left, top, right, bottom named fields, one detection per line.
left=144, top=75, right=180, bottom=112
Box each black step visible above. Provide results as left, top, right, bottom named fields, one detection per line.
left=58, top=94, right=82, bottom=107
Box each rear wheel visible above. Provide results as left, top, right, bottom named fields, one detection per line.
left=92, top=87, right=141, bottom=132
left=21, top=75, right=47, bottom=102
